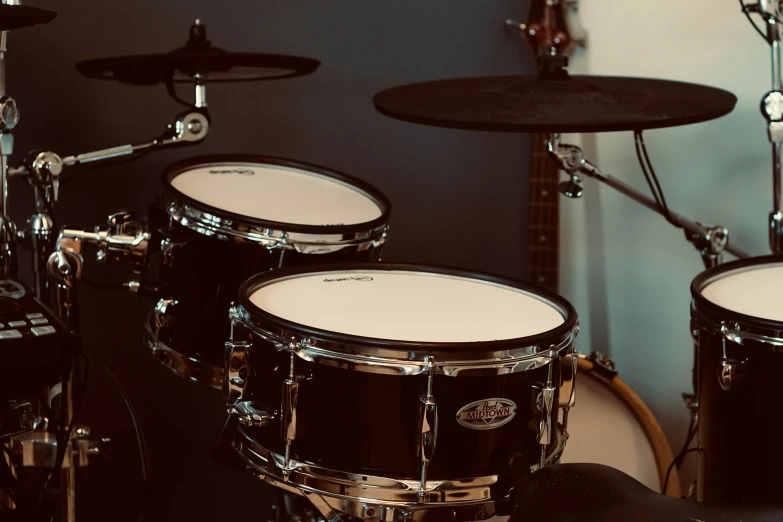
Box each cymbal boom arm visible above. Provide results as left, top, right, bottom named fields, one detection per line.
left=9, top=108, right=210, bottom=175
left=547, top=135, right=750, bottom=268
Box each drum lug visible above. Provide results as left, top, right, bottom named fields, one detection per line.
left=536, top=349, right=558, bottom=468
left=153, top=298, right=178, bottom=328
left=718, top=359, right=740, bottom=391
left=224, top=339, right=250, bottom=401
left=417, top=360, right=438, bottom=503
left=229, top=400, right=273, bottom=427
left=281, top=349, right=300, bottom=478
left=160, top=235, right=185, bottom=267
left=718, top=322, right=748, bottom=391
left=559, top=353, right=578, bottom=440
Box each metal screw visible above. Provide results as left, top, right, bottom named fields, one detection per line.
left=187, top=119, right=203, bottom=134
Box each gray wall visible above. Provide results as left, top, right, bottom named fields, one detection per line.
left=6, top=2, right=535, bottom=520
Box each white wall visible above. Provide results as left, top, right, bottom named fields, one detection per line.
left=561, top=0, right=771, bottom=487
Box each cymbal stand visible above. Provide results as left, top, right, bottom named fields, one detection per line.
left=753, top=2, right=783, bottom=253
left=12, top=94, right=209, bottom=314
left=547, top=135, right=750, bottom=268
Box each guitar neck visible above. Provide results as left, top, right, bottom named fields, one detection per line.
left=525, top=132, right=560, bottom=293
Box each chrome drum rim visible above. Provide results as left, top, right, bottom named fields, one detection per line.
left=232, top=425, right=566, bottom=522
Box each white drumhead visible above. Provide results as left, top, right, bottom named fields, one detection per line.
left=701, top=262, right=783, bottom=322
left=248, top=270, right=566, bottom=342
left=169, top=162, right=383, bottom=226
left=559, top=372, right=660, bottom=492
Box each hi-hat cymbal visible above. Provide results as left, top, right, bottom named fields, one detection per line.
left=76, top=20, right=319, bottom=85
left=0, top=4, right=56, bottom=31
left=373, top=75, right=737, bottom=133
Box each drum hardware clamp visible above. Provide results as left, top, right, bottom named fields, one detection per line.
left=8, top=105, right=209, bottom=299
left=7, top=421, right=109, bottom=470
left=546, top=134, right=749, bottom=269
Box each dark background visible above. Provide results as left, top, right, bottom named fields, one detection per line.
left=6, top=1, right=534, bottom=520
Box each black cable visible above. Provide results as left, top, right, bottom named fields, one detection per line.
left=663, top=446, right=701, bottom=497
left=739, top=0, right=770, bottom=42
left=85, top=350, right=150, bottom=522
left=634, top=132, right=664, bottom=210
left=638, top=132, right=674, bottom=221
left=634, top=131, right=680, bottom=228
left=166, top=78, right=193, bottom=109
left=662, top=417, right=698, bottom=495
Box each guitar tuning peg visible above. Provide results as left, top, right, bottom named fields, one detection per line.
left=504, top=19, right=527, bottom=31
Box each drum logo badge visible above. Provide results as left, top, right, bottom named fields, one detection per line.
left=208, top=168, right=255, bottom=176
left=456, top=398, right=517, bottom=430
left=322, top=276, right=374, bottom=283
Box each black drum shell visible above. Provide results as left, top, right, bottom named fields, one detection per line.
left=695, top=325, right=783, bottom=503
left=240, top=337, right=561, bottom=480
left=691, top=255, right=783, bottom=504
left=144, top=201, right=381, bottom=368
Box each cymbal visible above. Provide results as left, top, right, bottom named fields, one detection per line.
left=0, top=4, right=56, bottom=31
left=76, top=20, right=319, bottom=85
left=373, top=75, right=737, bottom=133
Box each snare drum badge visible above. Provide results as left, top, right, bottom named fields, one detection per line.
left=456, top=398, right=517, bottom=430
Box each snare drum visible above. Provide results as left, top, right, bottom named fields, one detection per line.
left=691, top=255, right=783, bottom=504
left=143, top=155, right=390, bottom=389
left=225, top=264, right=578, bottom=522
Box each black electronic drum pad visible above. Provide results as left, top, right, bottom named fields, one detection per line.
left=77, top=51, right=320, bottom=85
left=76, top=21, right=320, bottom=85
left=0, top=4, right=56, bottom=31
left=374, top=75, right=738, bottom=133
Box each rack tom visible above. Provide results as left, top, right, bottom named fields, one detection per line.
left=225, top=264, right=578, bottom=522
left=144, top=155, right=390, bottom=388
left=691, top=255, right=783, bottom=504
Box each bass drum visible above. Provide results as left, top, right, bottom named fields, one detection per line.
left=558, top=356, right=680, bottom=496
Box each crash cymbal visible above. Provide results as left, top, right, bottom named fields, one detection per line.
left=373, top=75, right=737, bottom=133
left=0, top=4, right=55, bottom=31
left=76, top=20, right=319, bottom=85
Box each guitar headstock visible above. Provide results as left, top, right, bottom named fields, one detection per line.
left=520, top=0, right=586, bottom=58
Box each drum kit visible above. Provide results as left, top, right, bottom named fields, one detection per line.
left=1, top=0, right=783, bottom=521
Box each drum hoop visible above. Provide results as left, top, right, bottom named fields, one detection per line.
left=691, top=255, right=783, bottom=334
left=577, top=357, right=681, bottom=497
left=232, top=423, right=566, bottom=518
left=160, top=154, right=392, bottom=243
left=234, top=263, right=579, bottom=373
